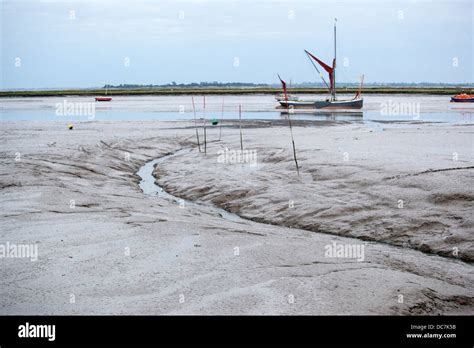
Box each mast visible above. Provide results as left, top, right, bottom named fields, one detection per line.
left=304, top=50, right=331, bottom=94
left=305, top=19, right=339, bottom=99
left=333, top=18, right=337, bottom=101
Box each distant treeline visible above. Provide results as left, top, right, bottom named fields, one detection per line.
left=107, top=81, right=474, bottom=89
left=2, top=86, right=472, bottom=97
left=110, top=82, right=269, bottom=89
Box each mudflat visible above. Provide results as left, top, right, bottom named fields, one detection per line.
left=0, top=120, right=472, bottom=314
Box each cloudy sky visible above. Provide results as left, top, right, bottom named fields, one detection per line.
left=1, top=0, right=472, bottom=89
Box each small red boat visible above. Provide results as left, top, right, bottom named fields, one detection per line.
left=95, top=86, right=112, bottom=102
left=95, top=97, right=112, bottom=102
left=451, top=93, right=474, bottom=103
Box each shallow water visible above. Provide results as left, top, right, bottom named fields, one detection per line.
left=1, top=94, right=473, bottom=123
left=137, top=148, right=245, bottom=223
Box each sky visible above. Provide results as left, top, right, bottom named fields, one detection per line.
left=1, top=0, right=473, bottom=89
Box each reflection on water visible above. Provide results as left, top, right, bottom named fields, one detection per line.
left=1, top=94, right=473, bottom=124
left=1, top=109, right=473, bottom=124
left=280, top=110, right=364, bottom=122
left=281, top=110, right=474, bottom=124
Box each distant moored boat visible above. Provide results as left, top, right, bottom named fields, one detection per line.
left=95, top=97, right=112, bottom=102
left=450, top=93, right=474, bottom=103
left=95, top=86, right=112, bottom=102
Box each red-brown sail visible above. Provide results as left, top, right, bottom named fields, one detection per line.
left=304, top=49, right=335, bottom=92
left=277, top=74, right=288, bottom=101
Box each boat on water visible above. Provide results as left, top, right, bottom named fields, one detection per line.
left=95, top=97, right=112, bottom=102
left=275, top=93, right=299, bottom=102
left=95, top=86, right=112, bottom=102
left=279, top=97, right=363, bottom=109
left=275, top=80, right=299, bottom=102
left=450, top=93, right=474, bottom=103
left=278, top=19, right=363, bottom=110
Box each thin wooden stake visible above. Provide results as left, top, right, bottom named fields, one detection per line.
left=279, top=74, right=299, bottom=176
left=287, top=111, right=300, bottom=176
left=204, top=126, right=207, bottom=155
left=238, top=104, right=243, bottom=151
left=191, top=96, right=201, bottom=152
left=219, top=97, right=224, bottom=141
left=202, top=95, right=206, bottom=128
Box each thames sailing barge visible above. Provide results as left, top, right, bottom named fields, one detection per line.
left=278, top=20, right=364, bottom=110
